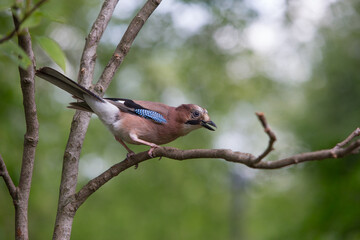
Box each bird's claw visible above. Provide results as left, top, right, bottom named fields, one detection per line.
left=148, top=144, right=159, bottom=158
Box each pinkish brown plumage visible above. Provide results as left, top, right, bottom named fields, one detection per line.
left=36, top=67, right=216, bottom=157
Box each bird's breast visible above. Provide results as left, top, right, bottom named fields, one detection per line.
left=109, top=113, right=183, bottom=145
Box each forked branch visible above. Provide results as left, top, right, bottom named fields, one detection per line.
left=52, top=1, right=163, bottom=239
left=96, top=0, right=162, bottom=90
left=72, top=113, right=360, bottom=209
left=253, top=112, right=277, bottom=163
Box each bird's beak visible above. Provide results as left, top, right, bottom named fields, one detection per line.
left=201, top=120, right=217, bottom=131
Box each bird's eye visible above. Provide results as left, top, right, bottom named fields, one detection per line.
left=192, top=110, right=200, bottom=118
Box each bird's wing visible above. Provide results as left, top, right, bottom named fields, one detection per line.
left=105, top=98, right=168, bottom=124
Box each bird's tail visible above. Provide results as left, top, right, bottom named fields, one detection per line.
left=35, top=67, right=103, bottom=102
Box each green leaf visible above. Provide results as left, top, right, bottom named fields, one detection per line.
left=21, top=11, right=44, bottom=30
left=0, top=40, right=32, bottom=69
left=36, top=36, right=66, bottom=71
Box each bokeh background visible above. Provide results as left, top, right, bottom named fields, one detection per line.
left=1, top=0, right=360, bottom=239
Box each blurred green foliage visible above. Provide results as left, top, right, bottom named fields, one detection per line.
left=1, top=0, right=360, bottom=239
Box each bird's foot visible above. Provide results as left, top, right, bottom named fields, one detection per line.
left=148, top=144, right=159, bottom=158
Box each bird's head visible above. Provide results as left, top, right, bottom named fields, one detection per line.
left=176, top=104, right=217, bottom=134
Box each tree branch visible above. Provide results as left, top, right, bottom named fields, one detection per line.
left=71, top=113, right=360, bottom=208
left=74, top=152, right=150, bottom=209
left=0, top=0, right=48, bottom=44
left=15, top=18, right=39, bottom=240
left=52, top=0, right=119, bottom=239
left=253, top=140, right=360, bottom=169
left=52, top=1, right=162, bottom=239
left=96, top=0, right=162, bottom=91
left=0, top=154, right=17, bottom=199
left=77, top=0, right=119, bottom=86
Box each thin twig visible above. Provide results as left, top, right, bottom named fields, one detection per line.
left=254, top=139, right=360, bottom=169
left=0, top=154, right=17, bottom=199
left=331, top=127, right=360, bottom=157
left=0, top=0, right=48, bottom=44
left=337, top=127, right=360, bottom=148
left=252, top=112, right=277, bottom=163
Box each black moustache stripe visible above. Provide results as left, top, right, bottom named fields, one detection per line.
left=185, top=120, right=201, bottom=125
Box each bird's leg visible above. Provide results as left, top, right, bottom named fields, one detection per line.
left=115, top=137, right=139, bottom=168
left=129, top=133, right=159, bottom=158
left=147, top=145, right=158, bottom=158
left=115, top=137, right=135, bottom=158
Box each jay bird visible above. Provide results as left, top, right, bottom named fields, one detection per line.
left=36, top=67, right=216, bottom=157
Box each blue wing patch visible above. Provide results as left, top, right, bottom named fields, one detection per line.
left=134, top=109, right=167, bottom=124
